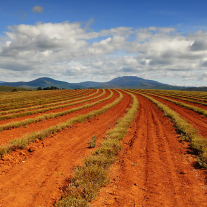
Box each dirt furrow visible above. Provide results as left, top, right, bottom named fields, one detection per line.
left=146, top=92, right=207, bottom=110
left=0, top=89, right=93, bottom=116
left=0, top=91, right=131, bottom=207
left=0, top=90, right=72, bottom=110
left=145, top=94, right=207, bottom=138
left=0, top=89, right=100, bottom=125
left=0, top=89, right=112, bottom=145
left=91, top=93, right=207, bottom=207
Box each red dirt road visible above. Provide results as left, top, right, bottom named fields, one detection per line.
left=0, top=91, right=132, bottom=206
left=91, top=94, right=207, bottom=207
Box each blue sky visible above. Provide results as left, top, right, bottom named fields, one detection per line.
left=1, top=0, right=207, bottom=86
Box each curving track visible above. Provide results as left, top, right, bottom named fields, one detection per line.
left=144, top=93, right=207, bottom=138
left=0, top=89, right=110, bottom=145
left=91, top=93, right=207, bottom=207
left=1, top=89, right=207, bottom=207
left=0, top=90, right=132, bottom=206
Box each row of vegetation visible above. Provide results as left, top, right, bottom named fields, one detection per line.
left=0, top=90, right=100, bottom=119
left=0, top=88, right=62, bottom=103
left=0, top=89, right=91, bottom=111
left=141, top=89, right=207, bottom=102
left=142, top=89, right=207, bottom=105
left=0, top=89, right=88, bottom=109
left=0, top=89, right=96, bottom=115
left=0, top=90, right=123, bottom=159
left=138, top=92, right=207, bottom=168
left=55, top=90, right=139, bottom=206
left=0, top=90, right=110, bottom=133
left=141, top=91, right=207, bottom=117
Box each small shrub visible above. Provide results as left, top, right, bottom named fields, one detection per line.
left=88, top=136, right=97, bottom=148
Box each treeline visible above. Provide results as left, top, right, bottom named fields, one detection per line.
left=37, top=86, right=62, bottom=90
left=0, top=86, right=32, bottom=92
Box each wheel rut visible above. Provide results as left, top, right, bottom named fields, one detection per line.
left=91, top=93, right=207, bottom=207
left=0, top=91, right=131, bottom=207
left=0, top=89, right=112, bottom=145
left=146, top=94, right=207, bottom=138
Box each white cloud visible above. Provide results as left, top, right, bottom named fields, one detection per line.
left=32, top=6, right=44, bottom=13
left=0, top=22, right=207, bottom=86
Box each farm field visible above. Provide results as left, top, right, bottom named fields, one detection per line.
left=0, top=89, right=207, bottom=206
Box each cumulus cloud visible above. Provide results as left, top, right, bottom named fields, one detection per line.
left=32, top=6, right=44, bottom=13
left=0, top=21, right=207, bottom=86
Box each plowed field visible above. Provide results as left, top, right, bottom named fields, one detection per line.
left=0, top=89, right=207, bottom=207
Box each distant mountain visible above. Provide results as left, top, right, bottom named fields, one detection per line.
left=76, top=76, right=186, bottom=90
left=182, top=87, right=207, bottom=92
left=74, top=81, right=104, bottom=88
left=0, top=77, right=84, bottom=89
left=0, top=81, right=5, bottom=83
left=0, top=76, right=199, bottom=91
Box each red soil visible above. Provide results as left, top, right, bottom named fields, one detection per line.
left=145, top=93, right=207, bottom=138
left=0, top=89, right=115, bottom=145
left=0, top=90, right=132, bottom=206
left=0, top=89, right=87, bottom=112
left=91, top=93, right=207, bottom=207
left=147, top=92, right=207, bottom=110
left=1, top=90, right=207, bottom=207
left=0, top=89, right=100, bottom=125
left=0, top=89, right=93, bottom=115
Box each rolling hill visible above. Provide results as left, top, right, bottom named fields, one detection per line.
left=0, top=76, right=192, bottom=90
left=0, top=77, right=84, bottom=89
left=76, top=76, right=186, bottom=90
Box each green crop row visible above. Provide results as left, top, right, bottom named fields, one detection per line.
left=0, top=89, right=90, bottom=111
left=0, top=90, right=100, bottom=120
left=0, top=90, right=69, bottom=110
left=0, top=90, right=123, bottom=159
left=140, top=91, right=207, bottom=117
left=0, top=89, right=65, bottom=104
left=143, top=89, right=207, bottom=105
left=0, top=89, right=95, bottom=115
left=139, top=89, right=207, bottom=102
left=0, top=90, right=111, bottom=133
left=139, top=92, right=207, bottom=169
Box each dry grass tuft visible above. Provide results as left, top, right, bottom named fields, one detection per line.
left=55, top=91, right=139, bottom=206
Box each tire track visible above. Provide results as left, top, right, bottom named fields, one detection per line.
left=0, top=91, right=132, bottom=207
left=91, top=93, right=207, bottom=207
left=0, top=89, right=100, bottom=125
left=145, top=94, right=207, bottom=138
left=0, top=89, right=111, bottom=145
left=146, top=92, right=207, bottom=110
